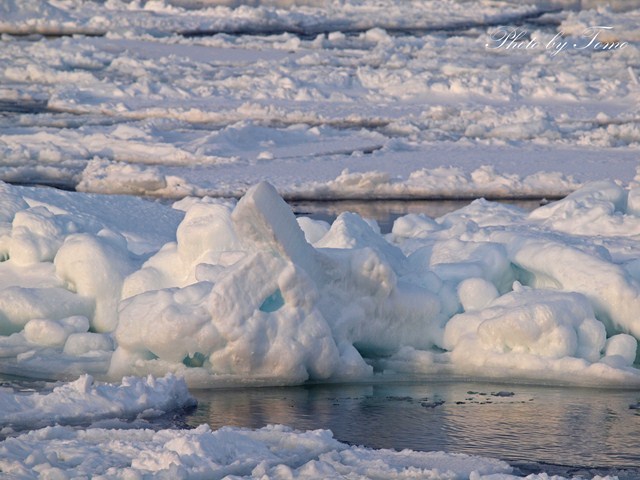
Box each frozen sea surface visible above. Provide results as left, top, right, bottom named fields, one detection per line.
left=2, top=1, right=640, bottom=478
left=0, top=0, right=639, bottom=199
left=2, top=177, right=640, bottom=476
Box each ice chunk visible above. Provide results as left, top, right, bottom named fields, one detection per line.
left=231, top=182, right=320, bottom=278
left=296, top=216, right=330, bottom=244
left=111, top=252, right=345, bottom=384
left=24, top=319, right=69, bottom=347
left=123, top=200, right=243, bottom=298
left=529, top=180, right=640, bottom=236
left=133, top=202, right=237, bottom=290
left=0, top=374, right=195, bottom=432
left=409, top=238, right=513, bottom=294
left=391, top=213, right=441, bottom=240
left=317, top=245, right=445, bottom=356
left=0, top=287, right=93, bottom=336
left=457, top=278, right=499, bottom=312
left=114, top=281, right=218, bottom=366
left=444, top=288, right=606, bottom=363
left=111, top=183, right=447, bottom=384
left=121, top=242, right=181, bottom=298
left=54, top=232, right=136, bottom=333
left=9, top=207, right=72, bottom=266
left=603, top=334, right=637, bottom=367
left=23, top=316, right=89, bottom=348
left=176, top=202, right=240, bottom=267
left=505, top=236, right=640, bottom=339
left=63, top=332, right=114, bottom=356
left=77, top=158, right=170, bottom=196
left=316, top=211, right=407, bottom=271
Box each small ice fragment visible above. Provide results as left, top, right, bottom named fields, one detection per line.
left=492, top=391, right=515, bottom=397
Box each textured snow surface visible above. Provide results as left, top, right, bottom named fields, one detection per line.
left=0, top=374, right=195, bottom=434
left=1, top=2, right=639, bottom=477
left=1, top=422, right=619, bottom=480
left=0, top=1, right=638, bottom=198
left=0, top=0, right=540, bottom=36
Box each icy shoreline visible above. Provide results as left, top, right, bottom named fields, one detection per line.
left=0, top=374, right=195, bottom=436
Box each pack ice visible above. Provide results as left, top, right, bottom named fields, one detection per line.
left=0, top=179, right=639, bottom=387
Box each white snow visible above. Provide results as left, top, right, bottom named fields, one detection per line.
left=1, top=422, right=611, bottom=480
left=0, top=1, right=638, bottom=198
left=0, top=179, right=638, bottom=388
left=1, top=0, right=640, bottom=477
left=0, top=374, right=195, bottom=433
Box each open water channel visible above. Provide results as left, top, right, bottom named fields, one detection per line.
left=188, top=379, right=640, bottom=479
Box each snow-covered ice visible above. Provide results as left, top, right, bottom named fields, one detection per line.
left=0, top=0, right=639, bottom=198
left=0, top=373, right=195, bottom=434
left=0, top=423, right=551, bottom=479
left=0, top=179, right=639, bottom=388
left=2, top=0, right=640, bottom=477
left=1, top=178, right=640, bottom=477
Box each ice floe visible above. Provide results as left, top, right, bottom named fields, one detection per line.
left=0, top=423, right=530, bottom=480
left=0, top=179, right=638, bottom=388
left=0, top=374, right=195, bottom=435
left=0, top=1, right=638, bottom=198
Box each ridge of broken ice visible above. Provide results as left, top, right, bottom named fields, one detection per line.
left=0, top=0, right=541, bottom=37
left=0, top=373, right=195, bottom=435
left=1, top=2, right=638, bottom=198
left=0, top=423, right=524, bottom=479
left=0, top=180, right=640, bottom=387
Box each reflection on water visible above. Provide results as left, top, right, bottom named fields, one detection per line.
left=290, top=199, right=546, bottom=233
left=188, top=381, right=640, bottom=478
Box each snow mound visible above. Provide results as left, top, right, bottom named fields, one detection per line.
left=110, top=181, right=444, bottom=385
left=0, top=180, right=640, bottom=387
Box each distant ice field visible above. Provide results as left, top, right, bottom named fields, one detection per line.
left=0, top=0, right=638, bottom=199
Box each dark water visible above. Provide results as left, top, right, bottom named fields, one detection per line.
left=290, top=199, right=547, bottom=233
left=187, top=380, right=640, bottom=478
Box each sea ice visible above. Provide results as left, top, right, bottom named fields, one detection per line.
left=0, top=374, right=195, bottom=434
left=1, top=0, right=639, bottom=476
left=0, top=1, right=638, bottom=198
left=0, top=422, right=571, bottom=480
left=0, top=179, right=637, bottom=387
